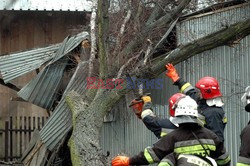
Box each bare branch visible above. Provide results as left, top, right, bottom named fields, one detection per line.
left=88, top=0, right=98, bottom=78
left=120, top=0, right=191, bottom=57
left=133, top=1, right=143, bottom=31
left=112, top=0, right=132, bottom=57
left=116, top=50, right=143, bottom=79
left=144, top=18, right=178, bottom=62
left=146, top=2, right=165, bottom=26
left=143, top=39, right=153, bottom=65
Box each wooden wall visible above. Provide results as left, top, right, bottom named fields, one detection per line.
left=0, top=10, right=89, bottom=158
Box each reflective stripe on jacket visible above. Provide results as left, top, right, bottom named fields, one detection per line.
left=141, top=102, right=177, bottom=139
left=129, top=124, right=230, bottom=166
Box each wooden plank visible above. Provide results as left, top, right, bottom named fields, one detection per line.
left=28, top=117, right=31, bottom=141
left=21, top=129, right=40, bottom=162
left=33, top=117, right=36, bottom=131
left=24, top=117, right=27, bottom=152
left=38, top=117, right=40, bottom=130
left=44, top=16, right=52, bottom=44
left=19, top=116, right=22, bottom=156
left=4, top=121, right=8, bottom=161
left=10, top=117, right=13, bottom=161
left=16, top=116, right=20, bottom=158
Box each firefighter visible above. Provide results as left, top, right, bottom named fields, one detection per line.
left=129, top=93, right=185, bottom=138
left=165, top=63, right=227, bottom=142
left=237, top=86, right=250, bottom=166
left=112, top=96, right=230, bottom=166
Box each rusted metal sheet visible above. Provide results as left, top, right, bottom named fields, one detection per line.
left=40, top=62, right=88, bottom=150
left=0, top=0, right=92, bottom=12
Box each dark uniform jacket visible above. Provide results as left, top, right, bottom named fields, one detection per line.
left=174, top=78, right=227, bottom=142
left=141, top=102, right=177, bottom=139
left=129, top=124, right=230, bottom=166
left=237, top=121, right=250, bottom=166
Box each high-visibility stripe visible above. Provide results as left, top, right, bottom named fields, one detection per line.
left=144, top=148, right=154, bottom=164
left=160, top=128, right=174, bottom=137
left=223, top=117, right=228, bottom=123
left=174, top=144, right=216, bottom=154
left=217, top=152, right=229, bottom=160
left=237, top=156, right=250, bottom=165
left=216, top=156, right=230, bottom=165
left=175, top=139, right=215, bottom=148
left=158, top=162, right=171, bottom=166
left=180, top=83, right=192, bottom=93
left=198, top=114, right=206, bottom=125
left=237, top=163, right=250, bottom=166
left=144, top=147, right=160, bottom=164
left=158, top=158, right=174, bottom=166
left=160, top=132, right=167, bottom=137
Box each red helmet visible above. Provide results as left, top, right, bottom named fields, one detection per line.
left=168, top=93, right=185, bottom=117
left=195, top=76, right=222, bottom=99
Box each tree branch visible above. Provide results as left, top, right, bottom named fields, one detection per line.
left=145, top=2, right=165, bottom=26
left=133, top=1, right=143, bottom=31
left=98, top=0, right=109, bottom=79
left=143, top=39, right=153, bottom=65
left=120, top=0, right=191, bottom=57
left=112, top=0, right=132, bottom=57
left=142, top=18, right=250, bottom=78
left=88, top=0, right=98, bottom=78
left=116, top=50, right=143, bottom=79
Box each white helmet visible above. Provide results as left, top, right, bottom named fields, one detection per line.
left=175, top=96, right=198, bottom=117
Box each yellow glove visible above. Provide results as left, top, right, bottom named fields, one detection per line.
left=141, top=96, right=151, bottom=103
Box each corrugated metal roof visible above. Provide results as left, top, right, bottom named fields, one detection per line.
left=16, top=32, right=89, bottom=109
left=17, top=57, right=68, bottom=109
left=40, top=62, right=88, bottom=150
left=0, top=44, right=60, bottom=83
left=50, top=32, right=89, bottom=64
left=177, top=2, right=250, bottom=45
left=0, top=0, right=92, bottom=11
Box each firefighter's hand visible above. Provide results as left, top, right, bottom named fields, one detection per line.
left=112, top=156, right=129, bottom=166
left=141, top=96, right=151, bottom=103
left=165, top=63, right=180, bottom=83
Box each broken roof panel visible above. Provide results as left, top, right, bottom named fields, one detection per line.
left=49, top=32, right=89, bottom=64
left=0, top=0, right=92, bottom=12
left=40, top=62, right=88, bottom=150
left=0, top=44, right=60, bottom=83
left=15, top=32, right=88, bottom=109
left=17, top=57, right=68, bottom=109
